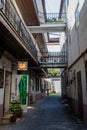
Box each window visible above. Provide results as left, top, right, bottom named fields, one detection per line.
left=75, top=4, right=80, bottom=28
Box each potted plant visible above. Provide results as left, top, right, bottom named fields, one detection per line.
left=9, top=100, right=23, bottom=122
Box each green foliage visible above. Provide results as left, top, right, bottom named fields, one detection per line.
left=10, top=101, right=22, bottom=114
left=49, top=91, right=56, bottom=95
left=48, top=69, right=60, bottom=76
left=46, top=18, right=57, bottom=22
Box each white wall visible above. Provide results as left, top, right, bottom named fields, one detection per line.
left=60, top=32, right=66, bottom=51
left=36, top=0, right=43, bottom=12
left=52, top=79, right=61, bottom=93
left=11, top=74, right=22, bottom=100
left=36, top=0, right=45, bottom=23
left=67, top=0, right=86, bottom=67
left=0, top=89, right=4, bottom=105
left=67, top=54, right=87, bottom=105
left=67, top=0, right=79, bottom=67
left=0, top=56, right=12, bottom=106
left=78, top=0, right=87, bottom=54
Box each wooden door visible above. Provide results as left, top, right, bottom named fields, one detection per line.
left=77, top=71, right=83, bottom=119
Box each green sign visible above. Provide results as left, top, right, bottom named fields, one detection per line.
left=19, top=75, right=27, bottom=105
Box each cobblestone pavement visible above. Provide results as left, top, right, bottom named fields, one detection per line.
left=0, top=95, right=87, bottom=130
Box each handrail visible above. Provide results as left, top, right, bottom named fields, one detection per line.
left=37, top=11, right=66, bottom=23
left=45, top=12, right=66, bottom=23
left=0, top=0, right=37, bottom=59
left=46, top=12, right=66, bottom=22
left=39, top=51, right=67, bottom=64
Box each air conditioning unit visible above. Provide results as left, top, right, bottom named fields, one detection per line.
left=0, top=0, right=4, bottom=9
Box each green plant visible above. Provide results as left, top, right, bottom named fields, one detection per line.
left=49, top=91, right=56, bottom=95
left=48, top=69, right=60, bottom=76
left=10, top=100, right=23, bottom=122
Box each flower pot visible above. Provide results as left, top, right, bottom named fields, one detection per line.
left=10, top=115, right=17, bottom=122
left=16, top=112, right=22, bottom=118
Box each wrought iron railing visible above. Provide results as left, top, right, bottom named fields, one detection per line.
left=32, top=0, right=66, bottom=23
left=0, top=0, right=37, bottom=59
left=39, top=51, right=67, bottom=64
left=45, top=13, right=66, bottom=23
left=37, top=11, right=66, bottom=23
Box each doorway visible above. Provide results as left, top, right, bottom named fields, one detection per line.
left=4, top=71, right=11, bottom=114
left=77, top=71, right=83, bottom=119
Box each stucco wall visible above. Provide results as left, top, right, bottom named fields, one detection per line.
left=67, top=54, right=87, bottom=105
left=67, top=0, right=86, bottom=67
left=52, top=79, right=61, bottom=93
left=0, top=56, right=12, bottom=118
left=36, top=0, right=45, bottom=23
left=78, top=0, right=87, bottom=54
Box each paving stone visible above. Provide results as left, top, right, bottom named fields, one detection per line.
left=0, top=95, right=87, bottom=130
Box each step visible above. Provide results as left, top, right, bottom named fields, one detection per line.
left=0, top=114, right=13, bottom=124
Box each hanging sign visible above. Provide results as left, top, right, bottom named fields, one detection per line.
left=18, top=61, right=28, bottom=71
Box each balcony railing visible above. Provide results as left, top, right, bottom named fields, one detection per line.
left=39, top=51, right=67, bottom=64
left=0, top=0, right=37, bottom=59
left=45, top=13, right=66, bottom=23
left=37, top=11, right=66, bottom=23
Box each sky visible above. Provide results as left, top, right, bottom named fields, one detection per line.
left=47, top=45, right=61, bottom=52
left=45, top=0, right=61, bottom=13
left=45, top=0, right=61, bottom=52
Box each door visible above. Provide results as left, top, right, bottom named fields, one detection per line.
left=77, top=71, right=83, bottom=119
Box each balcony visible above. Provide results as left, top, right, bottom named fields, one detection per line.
left=0, top=0, right=38, bottom=61
left=45, top=13, right=66, bottom=23
left=28, top=12, right=66, bottom=33
left=39, top=51, right=67, bottom=68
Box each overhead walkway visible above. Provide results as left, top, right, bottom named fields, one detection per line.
left=28, top=12, right=67, bottom=68
left=40, top=63, right=67, bottom=68
left=39, top=52, right=67, bottom=68
left=28, top=23, right=66, bottom=33
left=28, top=12, right=67, bottom=33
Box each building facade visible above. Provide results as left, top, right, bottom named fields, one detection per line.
left=0, top=0, right=46, bottom=120
left=61, top=0, right=87, bottom=123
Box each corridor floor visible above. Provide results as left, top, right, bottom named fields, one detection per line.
left=0, top=95, right=87, bottom=130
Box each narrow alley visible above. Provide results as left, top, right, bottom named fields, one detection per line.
left=0, top=95, right=87, bottom=130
